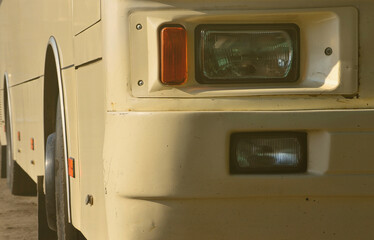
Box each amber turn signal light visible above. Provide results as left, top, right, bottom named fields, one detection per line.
left=68, top=157, right=75, bottom=178
left=160, top=25, right=187, bottom=85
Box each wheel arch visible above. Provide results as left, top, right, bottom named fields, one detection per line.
left=3, top=73, right=12, bottom=150
left=2, top=73, right=11, bottom=177
left=43, top=36, right=72, bottom=223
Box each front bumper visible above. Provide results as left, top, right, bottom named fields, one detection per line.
left=103, top=110, right=374, bottom=239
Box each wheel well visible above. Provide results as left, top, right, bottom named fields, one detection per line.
left=3, top=74, right=9, bottom=147
left=2, top=75, right=8, bottom=178
left=43, top=44, right=59, bottom=147
left=43, top=41, right=63, bottom=230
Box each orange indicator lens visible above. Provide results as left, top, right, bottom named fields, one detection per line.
left=160, top=26, right=187, bottom=85
left=30, top=138, right=34, bottom=150
left=68, top=157, right=75, bottom=178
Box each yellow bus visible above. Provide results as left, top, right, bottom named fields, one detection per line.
left=0, top=0, right=374, bottom=239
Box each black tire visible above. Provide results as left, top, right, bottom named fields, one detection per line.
left=0, top=145, right=6, bottom=178
left=5, top=99, right=36, bottom=196
left=54, top=98, right=84, bottom=240
left=37, top=176, right=58, bottom=240
left=45, top=132, right=57, bottom=231
left=5, top=106, right=13, bottom=188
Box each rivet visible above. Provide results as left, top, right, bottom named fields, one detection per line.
left=30, top=160, right=35, bottom=165
left=17, top=149, right=21, bottom=153
left=85, top=195, right=94, bottom=206
left=324, top=47, right=333, bottom=56
left=136, top=24, right=143, bottom=30
left=138, top=80, right=144, bottom=86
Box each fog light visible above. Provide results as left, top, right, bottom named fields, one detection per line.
left=230, top=132, right=307, bottom=174
left=195, top=24, right=299, bottom=84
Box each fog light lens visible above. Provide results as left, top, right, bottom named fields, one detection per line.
left=195, top=24, right=299, bottom=84
left=230, top=132, right=307, bottom=174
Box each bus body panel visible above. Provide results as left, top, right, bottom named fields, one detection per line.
left=0, top=0, right=103, bottom=237
left=11, top=78, right=44, bottom=182
left=103, top=0, right=374, bottom=113
left=73, top=0, right=101, bottom=35
left=0, top=0, right=374, bottom=239
left=61, top=66, right=82, bottom=230
left=104, top=111, right=374, bottom=198
left=0, top=0, right=74, bottom=86
left=76, top=61, right=108, bottom=240
left=106, top=197, right=374, bottom=240
left=74, top=22, right=102, bottom=67
left=103, top=110, right=374, bottom=239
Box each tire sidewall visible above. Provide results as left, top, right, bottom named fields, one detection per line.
left=5, top=104, right=13, bottom=189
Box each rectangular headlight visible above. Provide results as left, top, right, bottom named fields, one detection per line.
left=195, top=24, right=300, bottom=84
left=230, top=132, right=307, bottom=174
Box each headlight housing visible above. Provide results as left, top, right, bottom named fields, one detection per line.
left=195, top=24, right=300, bottom=84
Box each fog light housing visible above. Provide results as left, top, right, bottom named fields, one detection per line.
left=230, top=132, right=307, bottom=174
left=195, top=24, right=300, bottom=84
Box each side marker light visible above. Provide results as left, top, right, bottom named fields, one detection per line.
left=30, top=138, right=35, bottom=151
left=68, top=157, right=75, bottom=178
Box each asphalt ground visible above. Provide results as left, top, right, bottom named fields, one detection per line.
left=0, top=178, right=37, bottom=240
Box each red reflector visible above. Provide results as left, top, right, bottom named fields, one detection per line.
left=17, top=131, right=21, bottom=141
left=160, top=26, right=187, bottom=85
left=68, top=157, right=75, bottom=178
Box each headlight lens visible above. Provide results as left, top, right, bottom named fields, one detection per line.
left=195, top=24, right=300, bottom=84
left=230, top=132, right=307, bottom=174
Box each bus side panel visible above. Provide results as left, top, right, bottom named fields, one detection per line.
left=0, top=0, right=73, bottom=86
left=10, top=78, right=44, bottom=182
left=76, top=61, right=108, bottom=240
left=61, top=67, right=82, bottom=230
left=73, top=0, right=101, bottom=34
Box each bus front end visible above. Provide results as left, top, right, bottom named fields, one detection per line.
left=102, top=1, right=374, bottom=239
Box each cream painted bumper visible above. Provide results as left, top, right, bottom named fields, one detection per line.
left=103, top=110, right=374, bottom=239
